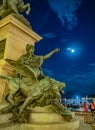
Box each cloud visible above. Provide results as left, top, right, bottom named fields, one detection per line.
left=59, top=63, right=95, bottom=95
left=60, top=38, right=68, bottom=44
left=47, top=0, right=81, bottom=30
left=41, top=33, right=56, bottom=39
left=88, top=63, right=95, bottom=70
left=42, top=63, right=95, bottom=96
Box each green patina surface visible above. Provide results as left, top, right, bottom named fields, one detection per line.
left=0, top=0, right=31, bottom=27
left=0, top=44, right=72, bottom=123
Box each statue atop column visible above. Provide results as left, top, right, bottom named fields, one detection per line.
left=0, top=0, right=31, bottom=27
left=0, top=0, right=73, bottom=127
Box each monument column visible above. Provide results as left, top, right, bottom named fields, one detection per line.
left=0, top=14, right=42, bottom=101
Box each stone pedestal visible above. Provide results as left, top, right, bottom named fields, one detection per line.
left=0, top=105, right=80, bottom=130
left=0, top=15, right=42, bottom=101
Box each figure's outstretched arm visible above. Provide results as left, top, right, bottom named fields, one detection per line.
left=43, top=48, right=60, bottom=60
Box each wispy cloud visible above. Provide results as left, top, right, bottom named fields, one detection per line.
left=60, top=38, right=68, bottom=44
left=41, top=33, right=56, bottom=39
left=42, top=63, right=95, bottom=96
left=60, top=63, right=95, bottom=94
left=47, top=0, right=81, bottom=30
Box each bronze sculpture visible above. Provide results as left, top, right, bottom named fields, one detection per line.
left=0, top=44, right=72, bottom=123
left=0, top=0, right=31, bottom=27
left=0, top=0, right=30, bottom=19
left=18, top=44, right=60, bottom=80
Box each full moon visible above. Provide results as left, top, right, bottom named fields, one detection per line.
left=66, top=48, right=75, bottom=53
left=65, top=42, right=82, bottom=57
left=65, top=47, right=76, bottom=57
left=71, top=49, right=75, bottom=53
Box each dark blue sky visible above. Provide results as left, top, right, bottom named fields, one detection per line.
left=24, top=0, right=95, bottom=98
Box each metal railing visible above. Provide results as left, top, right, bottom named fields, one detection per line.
left=74, top=111, right=93, bottom=123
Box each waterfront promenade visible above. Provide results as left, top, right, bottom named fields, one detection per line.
left=63, top=97, right=95, bottom=129
left=73, top=111, right=95, bottom=130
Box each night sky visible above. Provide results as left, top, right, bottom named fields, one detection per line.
left=24, top=0, right=95, bottom=98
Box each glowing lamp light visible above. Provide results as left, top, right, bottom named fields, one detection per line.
left=75, top=95, right=80, bottom=100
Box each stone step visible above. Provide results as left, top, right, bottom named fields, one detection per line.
left=0, top=119, right=80, bottom=130
left=0, top=104, right=80, bottom=130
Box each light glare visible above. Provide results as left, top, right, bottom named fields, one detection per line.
left=71, top=49, right=75, bottom=53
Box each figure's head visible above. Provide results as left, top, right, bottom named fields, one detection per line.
left=26, top=44, right=34, bottom=54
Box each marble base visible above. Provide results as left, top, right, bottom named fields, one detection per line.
left=0, top=105, right=80, bottom=130
left=0, top=120, right=79, bottom=130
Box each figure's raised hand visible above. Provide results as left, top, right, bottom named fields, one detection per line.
left=53, top=48, right=60, bottom=53
left=43, top=48, right=60, bottom=60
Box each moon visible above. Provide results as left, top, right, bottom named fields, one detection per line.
left=65, top=42, right=82, bottom=57
left=66, top=48, right=75, bottom=53
left=65, top=47, right=76, bottom=57
left=71, top=49, right=75, bottom=53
